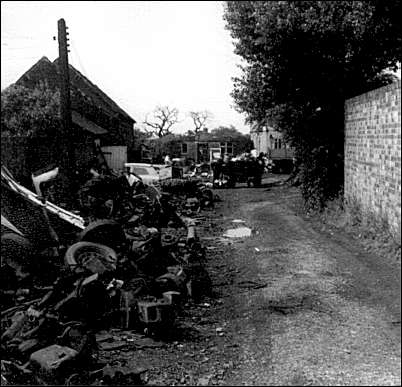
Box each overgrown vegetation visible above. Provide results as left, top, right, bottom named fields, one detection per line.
left=209, top=125, right=254, bottom=155
left=224, top=1, right=401, bottom=210
left=1, top=83, right=60, bottom=138
left=319, top=197, right=401, bottom=263
left=284, top=185, right=401, bottom=263
left=1, top=84, right=63, bottom=182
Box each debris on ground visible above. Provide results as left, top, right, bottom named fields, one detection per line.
left=223, top=227, right=252, bottom=238
left=1, top=164, right=217, bottom=385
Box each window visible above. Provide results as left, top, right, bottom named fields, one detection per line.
left=181, top=143, right=188, bottom=154
left=133, top=167, right=150, bottom=175
left=220, top=142, right=233, bottom=155
left=274, top=139, right=278, bottom=149
left=278, top=139, right=282, bottom=149
left=226, top=142, right=233, bottom=155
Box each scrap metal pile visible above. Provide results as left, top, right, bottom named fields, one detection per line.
left=1, top=166, right=215, bottom=385
left=158, top=178, right=217, bottom=216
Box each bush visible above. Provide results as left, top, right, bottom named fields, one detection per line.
left=299, top=146, right=344, bottom=211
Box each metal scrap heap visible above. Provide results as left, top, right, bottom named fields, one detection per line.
left=1, top=166, right=215, bottom=385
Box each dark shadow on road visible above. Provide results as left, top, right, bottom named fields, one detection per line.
left=213, top=180, right=286, bottom=191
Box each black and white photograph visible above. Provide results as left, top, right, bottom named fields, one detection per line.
left=1, top=1, right=401, bottom=385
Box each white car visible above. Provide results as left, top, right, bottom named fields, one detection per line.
left=124, top=163, right=171, bottom=185
left=152, top=164, right=172, bottom=180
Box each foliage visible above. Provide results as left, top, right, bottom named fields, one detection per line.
left=146, top=133, right=185, bottom=162
left=318, top=195, right=401, bottom=261
left=144, top=105, right=180, bottom=137
left=133, top=127, right=152, bottom=141
left=1, top=84, right=66, bottom=189
left=1, top=83, right=60, bottom=138
left=210, top=125, right=253, bottom=155
left=210, top=125, right=244, bottom=139
left=224, top=0, right=401, bottom=209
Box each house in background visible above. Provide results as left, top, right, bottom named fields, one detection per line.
left=14, top=56, right=136, bottom=173
left=140, top=128, right=236, bottom=164
left=250, top=121, right=295, bottom=160
left=180, top=128, right=237, bottom=163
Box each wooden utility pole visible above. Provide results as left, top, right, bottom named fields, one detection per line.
left=57, top=18, right=76, bottom=195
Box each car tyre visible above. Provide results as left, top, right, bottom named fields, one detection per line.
left=65, top=241, right=117, bottom=274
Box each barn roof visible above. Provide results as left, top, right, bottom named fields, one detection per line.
left=15, top=56, right=136, bottom=124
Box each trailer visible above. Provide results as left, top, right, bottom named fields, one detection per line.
left=213, top=158, right=264, bottom=188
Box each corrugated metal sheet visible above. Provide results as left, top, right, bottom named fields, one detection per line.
left=101, top=146, right=127, bottom=171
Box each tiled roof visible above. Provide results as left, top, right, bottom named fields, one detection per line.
left=71, top=110, right=108, bottom=134
left=15, top=56, right=135, bottom=124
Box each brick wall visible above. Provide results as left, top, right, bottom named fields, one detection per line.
left=344, top=80, right=401, bottom=240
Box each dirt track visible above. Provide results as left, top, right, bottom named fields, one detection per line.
left=114, top=177, right=401, bottom=386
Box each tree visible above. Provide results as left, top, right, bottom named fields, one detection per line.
left=1, top=83, right=60, bottom=138
left=224, top=1, right=401, bottom=209
left=189, top=110, right=212, bottom=134
left=1, top=83, right=64, bottom=186
left=210, top=125, right=243, bottom=139
left=148, top=133, right=184, bottom=162
left=144, top=105, right=180, bottom=137
left=211, top=125, right=253, bottom=155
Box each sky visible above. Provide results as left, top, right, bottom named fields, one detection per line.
left=1, top=1, right=250, bottom=134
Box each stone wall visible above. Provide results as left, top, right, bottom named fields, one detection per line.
left=344, top=80, right=401, bottom=240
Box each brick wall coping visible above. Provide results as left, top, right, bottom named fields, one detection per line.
left=345, top=79, right=401, bottom=106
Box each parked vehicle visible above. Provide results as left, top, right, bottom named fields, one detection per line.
left=214, top=158, right=264, bottom=188
left=124, top=163, right=172, bottom=185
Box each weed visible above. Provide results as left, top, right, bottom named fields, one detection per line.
left=316, top=195, right=401, bottom=262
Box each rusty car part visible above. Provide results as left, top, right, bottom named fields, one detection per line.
left=64, top=242, right=117, bottom=274
left=78, top=219, right=127, bottom=252
left=1, top=165, right=85, bottom=230
left=137, top=298, right=174, bottom=327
